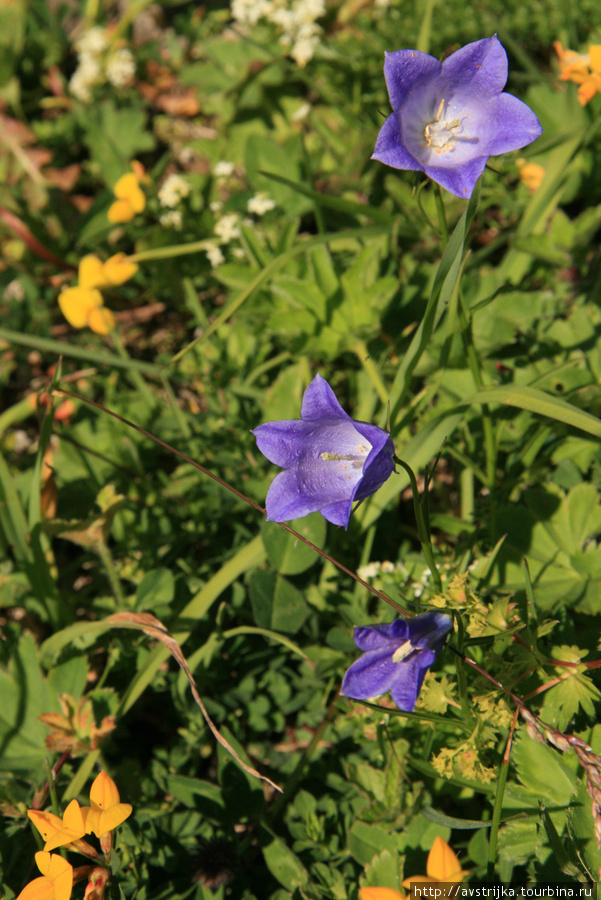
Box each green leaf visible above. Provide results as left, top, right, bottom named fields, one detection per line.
left=246, top=135, right=309, bottom=215
left=361, top=849, right=402, bottom=890
left=261, top=827, right=309, bottom=891
left=262, top=513, right=326, bottom=575
left=135, top=568, right=175, bottom=610
left=567, top=780, right=601, bottom=881
left=513, top=735, right=576, bottom=807
left=249, top=570, right=309, bottom=634
left=348, top=821, right=398, bottom=865
left=0, top=633, right=58, bottom=772
left=465, top=385, right=601, bottom=439
left=422, top=806, right=492, bottom=830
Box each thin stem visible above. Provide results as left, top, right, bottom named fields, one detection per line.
left=394, top=455, right=442, bottom=592
left=487, top=707, right=519, bottom=881
left=109, top=0, right=156, bottom=45
left=433, top=184, right=449, bottom=242
left=455, top=288, right=497, bottom=502
left=96, top=532, right=127, bottom=607
left=52, top=388, right=410, bottom=616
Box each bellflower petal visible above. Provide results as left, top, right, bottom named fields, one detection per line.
left=372, top=35, right=543, bottom=198
left=341, top=612, right=453, bottom=712
left=252, top=374, right=395, bottom=528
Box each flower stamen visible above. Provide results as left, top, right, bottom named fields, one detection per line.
left=392, top=640, right=415, bottom=663
left=424, top=99, right=468, bottom=154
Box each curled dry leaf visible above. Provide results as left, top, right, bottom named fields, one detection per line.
left=107, top=611, right=283, bottom=793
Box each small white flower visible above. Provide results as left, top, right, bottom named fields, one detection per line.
left=294, top=0, right=325, bottom=22
left=159, top=209, right=183, bottom=230
left=158, top=173, right=191, bottom=208
left=4, top=279, right=25, bottom=302
left=247, top=191, right=276, bottom=216
left=205, top=242, right=225, bottom=268
left=232, top=247, right=246, bottom=259
left=232, top=0, right=274, bottom=25
left=357, top=562, right=381, bottom=579
left=380, top=561, right=395, bottom=574
left=210, top=200, right=223, bottom=213
left=106, top=48, right=136, bottom=87
left=214, top=160, right=235, bottom=178
left=214, top=213, right=241, bottom=242
left=374, top=0, right=391, bottom=7
left=69, top=58, right=103, bottom=101
left=291, top=35, right=319, bottom=66
left=75, top=27, right=108, bottom=57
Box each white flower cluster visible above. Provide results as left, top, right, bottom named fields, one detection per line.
left=247, top=192, right=276, bottom=216
left=159, top=210, right=183, bottom=230
left=158, top=174, right=191, bottom=208
left=69, top=27, right=136, bottom=102
left=105, top=48, right=136, bottom=88
left=214, top=213, right=241, bottom=243
left=213, top=160, right=235, bottom=178
left=357, top=560, right=400, bottom=580
left=204, top=242, right=225, bottom=268
left=231, top=0, right=325, bottom=66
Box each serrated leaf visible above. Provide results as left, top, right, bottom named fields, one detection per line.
left=567, top=781, right=601, bottom=882
left=513, top=734, right=576, bottom=806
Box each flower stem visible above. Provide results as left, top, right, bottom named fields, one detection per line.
left=393, top=455, right=442, bottom=593
left=455, top=288, right=497, bottom=526
left=487, top=708, right=518, bottom=881
left=433, top=184, right=449, bottom=242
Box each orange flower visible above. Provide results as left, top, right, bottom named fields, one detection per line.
left=402, top=837, right=466, bottom=893
left=28, top=799, right=86, bottom=852
left=108, top=171, right=146, bottom=223
left=516, top=158, right=545, bottom=192
left=554, top=41, right=601, bottom=105
left=16, top=851, right=73, bottom=900
left=81, top=770, right=132, bottom=837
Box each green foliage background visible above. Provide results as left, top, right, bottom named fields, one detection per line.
left=1, top=0, right=601, bottom=897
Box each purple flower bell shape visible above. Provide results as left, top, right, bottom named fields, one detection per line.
left=372, top=35, right=543, bottom=198
left=341, top=611, right=453, bottom=711
left=252, top=374, right=395, bottom=528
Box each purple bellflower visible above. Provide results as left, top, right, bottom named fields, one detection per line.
left=341, top=612, right=453, bottom=711
left=372, top=35, right=543, bottom=198
left=252, top=374, right=395, bottom=528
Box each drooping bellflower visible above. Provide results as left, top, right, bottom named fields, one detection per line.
left=252, top=374, right=395, bottom=528
left=372, top=35, right=543, bottom=198
left=341, top=611, right=453, bottom=711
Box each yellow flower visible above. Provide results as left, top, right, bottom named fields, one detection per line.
left=516, top=158, right=545, bottom=192
left=108, top=171, right=146, bottom=223
left=28, top=799, right=86, bottom=852
left=78, top=254, right=108, bottom=290
left=81, top=770, right=132, bottom=837
left=58, top=286, right=115, bottom=335
left=58, top=253, right=137, bottom=334
left=554, top=41, right=601, bottom=106
left=102, top=252, right=139, bottom=285
left=16, top=851, right=73, bottom=900
left=402, top=836, right=466, bottom=894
